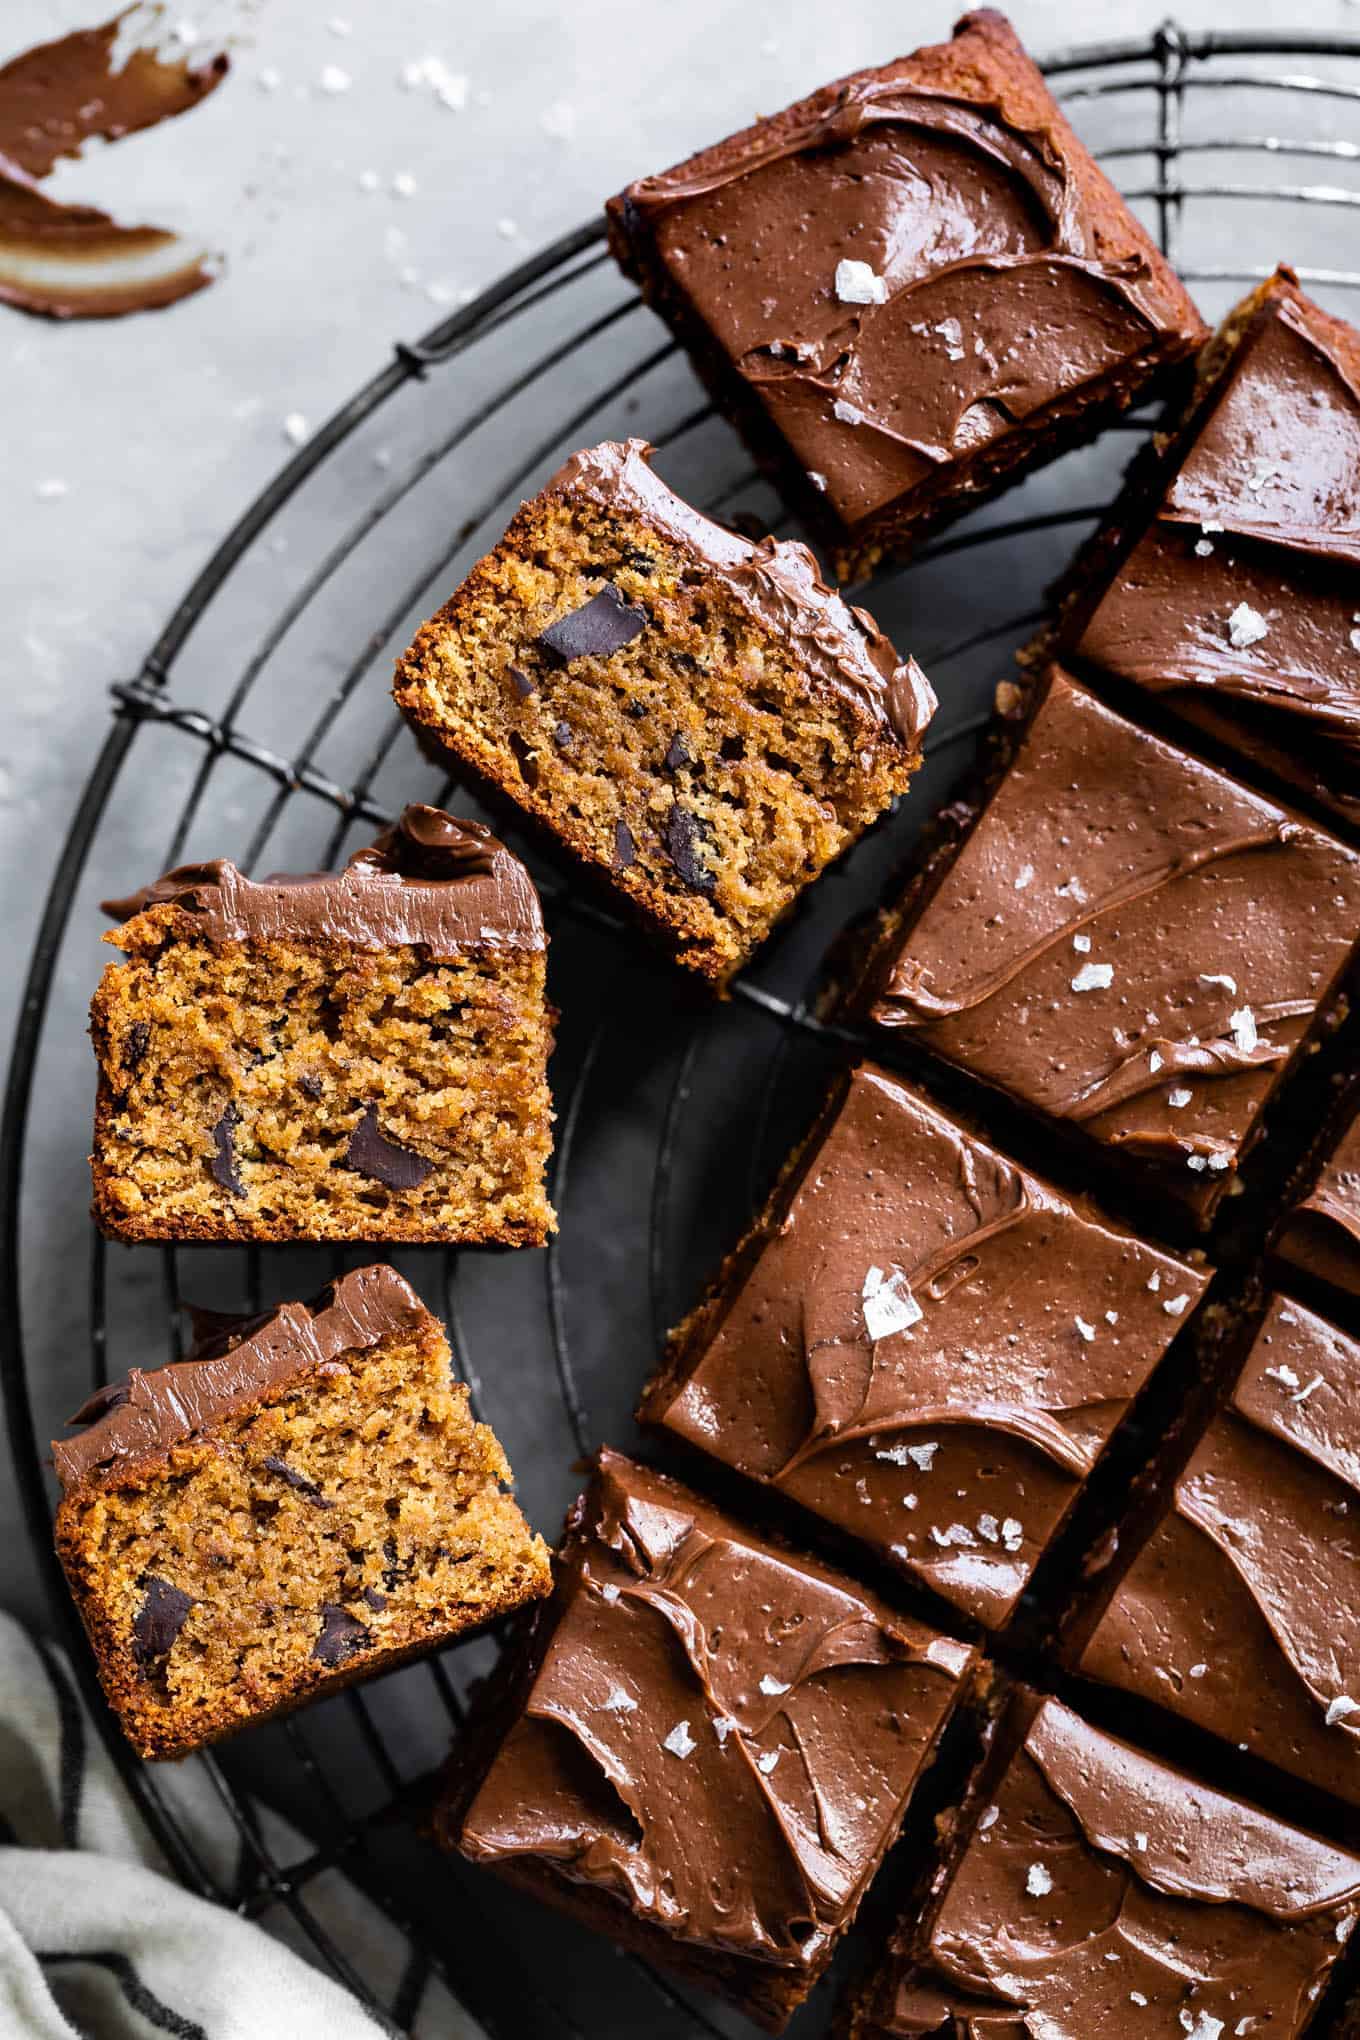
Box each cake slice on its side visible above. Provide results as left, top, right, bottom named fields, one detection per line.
left=607, top=10, right=1207, bottom=579
left=53, top=1265, right=552, bottom=1760
left=90, top=805, right=555, bottom=1244
left=393, top=439, right=934, bottom=986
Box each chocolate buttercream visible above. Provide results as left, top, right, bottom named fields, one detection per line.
left=547, top=439, right=935, bottom=747
left=858, top=1695, right=1360, bottom=2038
left=647, top=1065, right=1205, bottom=1630
left=103, top=805, right=545, bottom=955
left=1079, top=1294, right=1360, bottom=1808
left=1276, top=1110, right=1360, bottom=1308
left=1075, top=271, right=1360, bottom=825
left=610, top=11, right=1203, bottom=538
left=53, top=1263, right=428, bottom=1490
left=457, top=1450, right=971, bottom=1987
left=869, top=668, right=1360, bottom=1219
left=0, top=8, right=227, bottom=320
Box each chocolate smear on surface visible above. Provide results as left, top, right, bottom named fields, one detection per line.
left=663, top=804, right=714, bottom=894
left=313, top=1603, right=370, bottom=1667
left=536, top=582, right=647, bottom=664
left=209, top=1105, right=243, bottom=1197
left=0, top=7, right=229, bottom=320
left=132, top=1576, right=193, bottom=1671
left=345, top=1108, right=434, bottom=1191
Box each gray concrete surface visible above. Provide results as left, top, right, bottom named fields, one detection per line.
left=2, top=0, right=1357, bottom=1623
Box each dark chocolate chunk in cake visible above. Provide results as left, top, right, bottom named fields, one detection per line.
left=90, top=805, right=555, bottom=1244
left=53, top=1265, right=551, bottom=1760
left=393, top=439, right=934, bottom=985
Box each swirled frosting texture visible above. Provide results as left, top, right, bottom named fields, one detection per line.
left=1276, top=1109, right=1360, bottom=1307
left=856, top=1696, right=1360, bottom=2038
left=547, top=440, right=934, bottom=746
left=869, top=669, right=1360, bottom=1220
left=1080, top=1293, right=1360, bottom=1809
left=608, top=10, right=1203, bottom=540
left=53, top=1265, right=430, bottom=1491
left=456, top=1450, right=971, bottom=1984
left=647, top=1066, right=1204, bottom=1630
left=103, top=805, right=545, bottom=955
left=1075, top=269, right=1360, bottom=828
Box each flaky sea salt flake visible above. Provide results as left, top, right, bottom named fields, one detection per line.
left=663, top=1720, right=696, bottom=1759
left=863, top=1265, right=923, bottom=1342
left=1025, top=1863, right=1053, bottom=1897
left=834, top=258, right=888, bottom=305
left=1227, top=602, right=1269, bottom=650
left=1229, top=1005, right=1258, bottom=1054
left=1071, top=961, right=1114, bottom=993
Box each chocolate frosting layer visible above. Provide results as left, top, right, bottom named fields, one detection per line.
left=53, top=1263, right=428, bottom=1490
left=548, top=439, right=935, bottom=747
left=1080, top=1294, right=1360, bottom=1808
left=1076, top=272, right=1360, bottom=818
left=649, top=1065, right=1204, bottom=1629
left=864, top=1695, right=1360, bottom=2037
left=0, top=9, right=227, bottom=319
left=870, top=668, right=1360, bottom=1214
left=103, top=805, right=545, bottom=955
left=614, top=11, right=1201, bottom=531
left=1276, top=1110, right=1360, bottom=1305
left=459, top=1450, right=971, bottom=1972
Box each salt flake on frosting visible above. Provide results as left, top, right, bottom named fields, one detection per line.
left=1075, top=1316, right=1097, bottom=1343
left=1292, top=1373, right=1325, bottom=1403
left=662, top=1720, right=696, bottom=1759
left=1073, top=933, right=1091, bottom=953
left=757, top=1748, right=781, bottom=1774
left=1200, top=973, right=1237, bottom=993
left=1229, top=1005, right=1258, bottom=1054
left=907, top=1442, right=938, bottom=1471
left=1265, top=1363, right=1301, bottom=1391
left=1025, top=1862, right=1053, bottom=1896
left=863, top=1265, right=922, bottom=1342
left=1014, top=864, right=1035, bottom=891
left=1227, top=603, right=1269, bottom=650
left=1071, top=961, right=1114, bottom=993
left=1001, top=1517, right=1024, bottom=1551
left=834, top=258, right=887, bottom=306
left=601, top=1686, right=637, bottom=1713
left=1163, top=1293, right=1191, bottom=1317
left=1168, top=1088, right=1192, bottom=1109
left=758, top=1675, right=790, bottom=1696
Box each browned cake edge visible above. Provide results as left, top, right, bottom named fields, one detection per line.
left=55, top=1306, right=552, bottom=1760
left=393, top=483, right=924, bottom=989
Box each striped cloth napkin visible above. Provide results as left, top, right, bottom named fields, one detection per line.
left=0, top=1611, right=481, bottom=2039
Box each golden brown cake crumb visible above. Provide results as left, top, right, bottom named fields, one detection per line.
left=54, top=1266, right=552, bottom=1760
left=394, top=440, right=934, bottom=985
left=89, top=807, right=555, bottom=1244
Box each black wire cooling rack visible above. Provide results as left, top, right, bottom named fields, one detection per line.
left=6, top=24, right=1360, bottom=2039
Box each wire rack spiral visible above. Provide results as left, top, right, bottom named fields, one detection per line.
left=6, top=24, right=1360, bottom=2039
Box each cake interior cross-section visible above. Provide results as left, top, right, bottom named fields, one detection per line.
left=644, top=1062, right=1207, bottom=1632
left=393, top=437, right=934, bottom=985
left=89, top=805, right=555, bottom=1244
left=52, top=1265, right=551, bottom=1760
